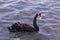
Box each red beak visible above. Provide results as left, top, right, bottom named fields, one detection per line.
left=37, top=12, right=42, bottom=19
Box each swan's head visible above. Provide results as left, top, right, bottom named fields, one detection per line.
left=37, top=12, right=42, bottom=19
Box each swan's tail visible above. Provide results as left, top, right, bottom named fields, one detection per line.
left=8, top=27, right=11, bottom=32
left=8, top=27, right=17, bottom=32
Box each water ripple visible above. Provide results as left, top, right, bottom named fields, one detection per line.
left=0, top=0, right=60, bottom=40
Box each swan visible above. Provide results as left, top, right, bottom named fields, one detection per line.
left=8, top=12, right=42, bottom=32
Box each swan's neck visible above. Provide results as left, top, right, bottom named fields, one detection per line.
left=33, top=14, right=39, bottom=31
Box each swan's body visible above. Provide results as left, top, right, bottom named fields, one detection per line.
left=8, top=23, right=38, bottom=32
left=8, top=13, right=41, bottom=32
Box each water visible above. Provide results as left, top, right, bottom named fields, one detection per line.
left=0, top=0, right=60, bottom=40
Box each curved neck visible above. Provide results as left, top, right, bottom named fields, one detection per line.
left=33, top=14, right=39, bottom=31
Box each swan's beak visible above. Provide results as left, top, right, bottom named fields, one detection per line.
left=39, top=15, right=42, bottom=20
left=38, top=13, right=42, bottom=20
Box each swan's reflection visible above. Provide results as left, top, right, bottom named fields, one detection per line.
left=9, top=32, right=49, bottom=40
left=12, top=38, right=21, bottom=40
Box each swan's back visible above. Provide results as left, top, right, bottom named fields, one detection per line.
left=16, top=23, right=38, bottom=32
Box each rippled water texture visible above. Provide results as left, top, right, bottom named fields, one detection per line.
left=0, top=0, right=60, bottom=40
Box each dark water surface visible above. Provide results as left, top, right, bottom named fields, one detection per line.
left=0, top=0, right=60, bottom=40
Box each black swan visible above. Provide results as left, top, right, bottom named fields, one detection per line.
left=8, top=12, right=42, bottom=32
